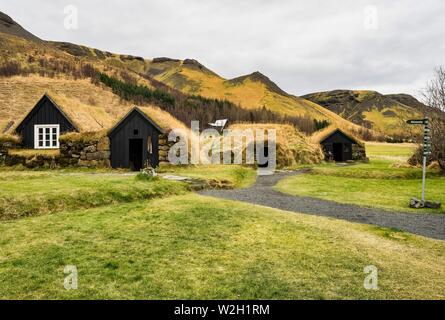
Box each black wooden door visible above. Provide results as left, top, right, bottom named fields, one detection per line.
left=333, top=143, right=343, bottom=162
left=343, top=143, right=352, bottom=161
left=129, top=139, right=143, bottom=171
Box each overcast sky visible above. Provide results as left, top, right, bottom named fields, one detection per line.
left=2, top=0, right=445, bottom=98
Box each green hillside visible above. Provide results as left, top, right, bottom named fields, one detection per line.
left=302, top=90, right=424, bottom=139
left=140, top=58, right=363, bottom=131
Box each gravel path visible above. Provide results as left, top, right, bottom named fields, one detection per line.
left=198, top=170, right=445, bottom=241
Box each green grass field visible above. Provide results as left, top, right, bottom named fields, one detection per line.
left=1, top=151, right=445, bottom=299
left=0, top=171, right=188, bottom=220
left=0, top=165, right=255, bottom=220
left=1, top=194, right=444, bottom=299
left=275, top=143, right=445, bottom=214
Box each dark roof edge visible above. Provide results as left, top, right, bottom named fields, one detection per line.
left=320, top=128, right=359, bottom=144
left=108, top=106, right=165, bottom=136
left=15, top=93, right=79, bottom=133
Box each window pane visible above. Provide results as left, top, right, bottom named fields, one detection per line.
left=52, top=140, right=57, bottom=147
left=45, top=141, right=50, bottom=147
left=46, top=135, right=50, bottom=140
left=39, top=134, right=43, bottom=140
left=39, top=141, right=43, bottom=147
left=45, top=128, right=50, bottom=134
left=38, top=128, right=43, bottom=134
left=52, top=128, right=57, bottom=134
left=53, top=134, right=57, bottom=140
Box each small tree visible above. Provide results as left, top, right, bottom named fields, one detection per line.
left=417, top=67, right=445, bottom=172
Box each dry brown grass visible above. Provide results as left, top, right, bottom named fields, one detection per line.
left=59, top=130, right=108, bottom=143
left=0, top=76, right=188, bottom=136
left=311, top=125, right=364, bottom=146
left=0, top=134, right=21, bottom=144
left=7, top=148, right=60, bottom=158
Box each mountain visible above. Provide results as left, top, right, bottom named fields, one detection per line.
left=0, top=12, right=187, bottom=133
left=302, top=90, right=424, bottom=138
left=0, top=12, right=42, bottom=43
left=0, top=10, right=397, bottom=139
left=385, top=93, right=428, bottom=112
left=138, top=57, right=362, bottom=131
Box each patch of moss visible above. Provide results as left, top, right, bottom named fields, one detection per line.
left=59, top=130, right=107, bottom=144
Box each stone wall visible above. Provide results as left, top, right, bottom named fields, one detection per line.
left=158, top=133, right=175, bottom=166
left=1, top=132, right=173, bottom=169
left=0, top=137, right=20, bottom=166
left=352, top=144, right=368, bottom=161
left=59, top=135, right=110, bottom=167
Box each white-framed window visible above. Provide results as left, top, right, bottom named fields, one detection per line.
left=34, top=124, right=60, bottom=149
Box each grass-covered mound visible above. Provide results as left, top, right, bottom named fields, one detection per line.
left=0, top=171, right=188, bottom=220
left=0, top=194, right=444, bottom=299
left=229, top=123, right=324, bottom=167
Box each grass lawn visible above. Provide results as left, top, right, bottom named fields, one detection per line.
left=275, top=143, right=445, bottom=214
left=0, top=194, right=444, bottom=299
left=0, top=165, right=255, bottom=220
left=0, top=171, right=188, bottom=220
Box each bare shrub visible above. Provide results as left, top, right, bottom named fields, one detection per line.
left=410, top=67, right=445, bottom=172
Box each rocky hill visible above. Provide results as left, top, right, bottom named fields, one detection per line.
left=302, top=90, right=425, bottom=138
left=0, top=11, right=42, bottom=43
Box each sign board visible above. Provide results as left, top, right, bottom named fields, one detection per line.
left=406, top=119, right=428, bottom=125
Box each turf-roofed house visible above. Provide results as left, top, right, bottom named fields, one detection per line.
left=108, top=107, right=164, bottom=170
left=8, top=93, right=171, bottom=170
left=14, top=94, right=79, bottom=149
left=312, top=126, right=367, bottom=162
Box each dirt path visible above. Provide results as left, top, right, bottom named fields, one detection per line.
left=198, top=170, right=445, bottom=241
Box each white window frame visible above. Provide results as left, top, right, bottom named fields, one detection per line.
left=34, top=124, right=60, bottom=149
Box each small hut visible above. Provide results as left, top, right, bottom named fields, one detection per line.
left=108, top=107, right=164, bottom=170
left=312, top=126, right=367, bottom=162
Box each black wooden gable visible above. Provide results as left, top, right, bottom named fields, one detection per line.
left=108, top=107, right=164, bottom=169
left=15, top=94, right=78, bottom=133
left=320, top=129, right=358, bottom=145
left=14, top=94, right=78, bottom=148
left=108, top=107, right=164, bottom=137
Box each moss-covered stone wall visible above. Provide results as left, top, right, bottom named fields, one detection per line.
left=59, top=133, right=110, bottom=167
left=352, top=144, right=367, bottom=161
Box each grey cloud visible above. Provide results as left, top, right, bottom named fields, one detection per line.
left=2, top=0, right=444, bottom=98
